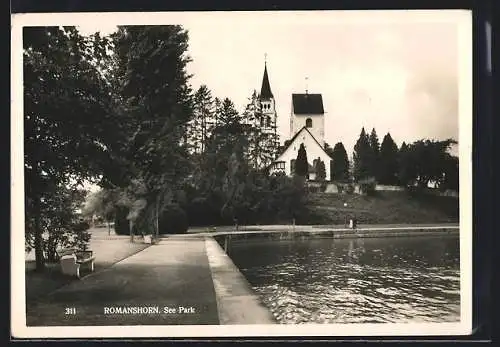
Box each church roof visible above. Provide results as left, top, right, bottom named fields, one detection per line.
left=260, top=63, right=273, bottom=99
left=273, top=126, right=333, bottom=162
left=292, top=93, right=324, bottom=114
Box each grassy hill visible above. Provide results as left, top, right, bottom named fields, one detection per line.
left=304, top=190, right=459, bottom=225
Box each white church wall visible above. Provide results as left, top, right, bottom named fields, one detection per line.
left=291, top=113, right=325, bottom=146
left=273, top=128, right=332, bottom=180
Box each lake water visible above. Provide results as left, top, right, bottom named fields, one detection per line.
left=222, top=235, right=460, bottom=324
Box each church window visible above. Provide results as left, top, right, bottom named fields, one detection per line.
left=290, top=159, right=296, bottom=173
left=260, top=116, right=265, bottom=127
left=266, top=116, right=271, bottom=127
left=306, top=118, right=313, bottom=128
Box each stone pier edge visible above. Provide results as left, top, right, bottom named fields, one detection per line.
left=204, top=236, right=277, bottom=325
left=206, top=226, right=459, bottom=240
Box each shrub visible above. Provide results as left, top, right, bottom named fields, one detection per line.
left=72, top=220, right=91, bottom=251
left=159, top=204, right=188, bottom=235
left=308, top=185, right=320, bottom=193
left=359, top=177, right=377, bottom=196
left=320, top=182, right=327, bottom=192
left=345, top=183, right=355, bottom=194
left=114, top=207, right=130, bottom=236
left=187, top=196, right=227, bottom=226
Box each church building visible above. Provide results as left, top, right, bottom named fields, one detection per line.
left=259, top=61, right=333, bottom=180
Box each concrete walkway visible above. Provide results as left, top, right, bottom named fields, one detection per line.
left=26, top=235, right=220, bottom=326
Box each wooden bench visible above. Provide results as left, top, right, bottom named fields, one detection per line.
left=57, top=248, right=96, bottom=279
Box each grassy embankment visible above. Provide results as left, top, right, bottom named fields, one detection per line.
left=305, top=190, right=459, bottom=225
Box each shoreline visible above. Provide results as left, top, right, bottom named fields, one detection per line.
left=186, top=224, right=459, bottom=240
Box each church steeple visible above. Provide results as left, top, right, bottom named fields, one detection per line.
left=260, top=60, right=273, bottom=99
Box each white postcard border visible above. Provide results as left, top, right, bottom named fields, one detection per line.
left=11, top=10, right=473, bottom=338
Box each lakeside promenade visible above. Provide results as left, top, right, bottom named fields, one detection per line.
left=24, top=223, right=458, bottom=328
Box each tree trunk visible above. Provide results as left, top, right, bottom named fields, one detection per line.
left=107, top=221, right=111, bottom=236
left=155, top=199, right=159, bottom=243
left=33, top=196, right=45, bottom=272
left=129, top=220, right=134, bottom=243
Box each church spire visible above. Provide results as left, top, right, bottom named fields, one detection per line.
left=260, top=56, right=273, bottom=99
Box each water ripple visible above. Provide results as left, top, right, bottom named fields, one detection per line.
left=226, top=235, right=460, bottom=324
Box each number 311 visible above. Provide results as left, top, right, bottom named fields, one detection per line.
left=65, top=308, right=77, bottom=315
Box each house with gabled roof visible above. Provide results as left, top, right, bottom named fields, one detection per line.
left=268, top=91, right=332, bottom=180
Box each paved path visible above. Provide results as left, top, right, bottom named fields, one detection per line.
left=26, top=235, right=219, bottom=326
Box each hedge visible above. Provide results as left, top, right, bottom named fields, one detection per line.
left=158, top=203, right=189, bottom=235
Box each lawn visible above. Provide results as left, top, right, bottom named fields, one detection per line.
left=306, top=190, right=459, bottom=225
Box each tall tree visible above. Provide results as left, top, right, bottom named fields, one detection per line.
left=295, top=143, right=309, bottom=177
left=81, top=189, right=116, bottom=233
left=315, top=159, right=326, bottom=181
left=213, top=97, right=222, bottom=139
left=24, top=26, right=115, bottom=271
left=330, top=142, right=349, bottom=182
left=110, top=25, right=194, bottom=239
left=218, top=98, right=241, bottom=126
left=194, top=97, right=247, bottom=203
left=369, top=128, right=380, bottom=180
left=189, top=85, right=214, bottom=154
left=397, top=141, right=412, bottom=186
left=412, top=139, right=457, bottom=188
left=242, top=91, right=278, bottom=169
left=378, top=133, right=399, bottom=185
left=442, top=155, right=459, bottom=192
left=353, top=127, right=371, bottom=181
left=397, top=139, right=457, bottom=188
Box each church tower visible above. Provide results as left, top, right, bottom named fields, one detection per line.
left=290, top=90, right=325, bottom=146
left=258, top=59, right=277, bottom=135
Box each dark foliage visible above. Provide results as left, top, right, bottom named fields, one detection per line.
left=159, top=204, right=189, bottom=234
left=295, top=143, right=309, bottom=177
left=378, top=133, right=399, bottom=185
left=353, top=128, right=372, bottom=181
left=359, top=177, right=377, bottom=196
left=329, top=142, right=349, bottom=182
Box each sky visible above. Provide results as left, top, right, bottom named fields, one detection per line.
left=77, top=10, right=468, bottom=158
